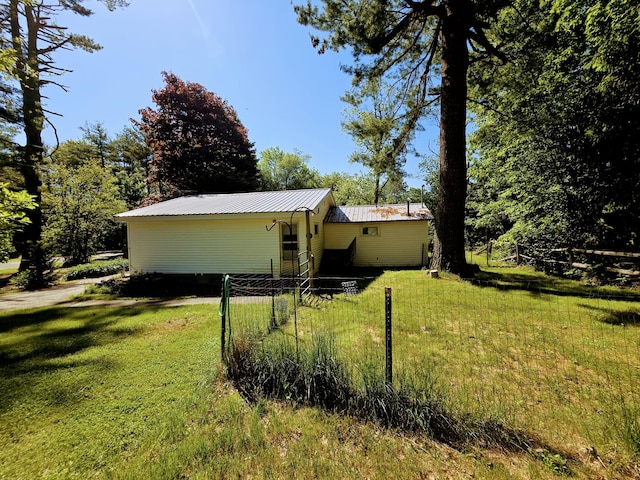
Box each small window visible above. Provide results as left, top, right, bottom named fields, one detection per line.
left=362, top=226, right=379, bottom=236
left=314, top=224, right=319, bottom=235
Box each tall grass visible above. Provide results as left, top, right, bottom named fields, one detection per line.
left=227, top=327, right=542, bottom=458
left=227, top=266, right=640, bottom=471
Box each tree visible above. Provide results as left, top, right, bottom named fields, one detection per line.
left=296, top=0, right=506, bottom=275
left=43, top=157, right=125, bottom=265
left=109, top=126, right=151, bottom=209
left=320, top=170, right=408, bottom=205
left=342, top=78, right=414, bottom=204
left=0, top=184, right=34, bottom=262
left=258, top=147, right=321, bottom=190
left=79, top=122, right=110, bottom=168
left=0, top=78, right=23, bottom=191
left=468, top=0, right=640, bottom=251
left=321, top=171, right=373, bottom=205
left=135, top=72, right=259, bottom=202
left=1, top=0, right=126, bottom=286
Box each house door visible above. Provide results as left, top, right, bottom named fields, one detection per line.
left=281, top=222, right=298, bottom=276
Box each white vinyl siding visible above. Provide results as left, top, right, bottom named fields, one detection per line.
left=325, top=221, right=429, bottom=267
left=126, top=218, right=281, bottom=276
left=309, top=195, right=332, bottom=273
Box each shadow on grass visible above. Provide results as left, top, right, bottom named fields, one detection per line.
left=472, top=268, right=640, bottom=302
left=0, top=306, right=170, bottom=415
left=0, top=306, right=151, bottom=371
left=579, top=304, right=640, bottom=326
left=226, top=334, right=574, bottom=473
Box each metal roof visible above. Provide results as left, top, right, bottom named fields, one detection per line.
left=325, top=203, right=433, bottom=223
left=116, top=188, right=333, bottom=218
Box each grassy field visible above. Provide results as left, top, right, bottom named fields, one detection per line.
left=240, top=264, right=640, bottom=478
left=1, top=265, right=639, bottom=478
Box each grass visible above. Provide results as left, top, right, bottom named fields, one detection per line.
left=1, top=265, right=639, bottom=478
left=249, top=265, right=640, bottom=477
left=0, top=302, right=511, bottom=479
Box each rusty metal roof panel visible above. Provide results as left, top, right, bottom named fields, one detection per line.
left=116, top=188, right=333, bottom=218
left=325, top=204, right=433, bottom=223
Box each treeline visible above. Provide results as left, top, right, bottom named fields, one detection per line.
left=466, top=0, right=640, bottom=253
left=2, top=0, right=639, bottom=287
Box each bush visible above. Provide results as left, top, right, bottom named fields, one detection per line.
left=10, top=258, right=57, bottom=290
left=65, top=258, right=128, bottom=280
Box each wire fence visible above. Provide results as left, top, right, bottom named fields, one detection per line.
left=223, top=270, right=640, bottom=455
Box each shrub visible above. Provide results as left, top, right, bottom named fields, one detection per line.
left=65, top=258, right=128, bottom=280
left=10, top=258, right=57, bottom=290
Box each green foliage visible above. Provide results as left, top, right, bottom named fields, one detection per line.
left=109, top=126, right=151, bottom=208
left=341, top=78, right=415, bottom=203
left=0, top=184, right=34, bottom=262
left=9, top=255, right=56, bottom=289
left=1, top=0, right=127, bottom=284
left=43, top=159, right=126, bottom=265
left=468, top=0, right=640, bottom=250
left=320, top=170, right=408, bottom=205
left=65, top=258, right=128, bottom=280
left=258, top=147, right=321, bottom=190
left=296, top=0, right=510, bottom=274
left=529, top=448, right=571, bottom=476
left=135, top=72, right=259, bottom=201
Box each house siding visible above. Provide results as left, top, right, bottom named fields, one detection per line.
left=310, top=195, right=333, bottom=273
left=324, top=221, right=429, bottom=267
left=126, top=217, right=281, bottom=276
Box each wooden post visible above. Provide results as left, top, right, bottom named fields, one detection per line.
left=515, top=243, right=521, bottom=265
left=309, top=254, right=315, bottom=289
left=385, top=287, right=392, bottom=386
left=486, top=237, right=491, bottom=267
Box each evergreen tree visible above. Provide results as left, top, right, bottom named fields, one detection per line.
left=342, top=78, right=415, bottom=204
left=0, top=0, right=126, bottom=286
left=296, top=0, right=507, bottom=274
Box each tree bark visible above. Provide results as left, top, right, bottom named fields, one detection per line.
left=11, top=0, right=47, bottom=284
left=431, top=2, right=470, bottom=275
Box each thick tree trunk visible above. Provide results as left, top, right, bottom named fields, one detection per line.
left=12, top=0, right=47, bottom=285
left=431, top=2, right=470, bottom=275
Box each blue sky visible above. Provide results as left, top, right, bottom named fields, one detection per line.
left=43, top=0, right=439, bottom=188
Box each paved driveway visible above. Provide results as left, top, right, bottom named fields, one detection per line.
left=0, top=274, right=243, bottom=312
left=0, top=277, right=115, bottom=311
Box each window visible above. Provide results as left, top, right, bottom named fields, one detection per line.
left=281, top=223, right=298, bottom=260
left=362, top=226, right=379, bottom=236
left=314, top=224, right=319, bottom=235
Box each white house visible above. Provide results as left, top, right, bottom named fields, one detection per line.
left=115, top=188, right=432, bottom=278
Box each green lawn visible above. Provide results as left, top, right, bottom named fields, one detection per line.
left=258, top=266, right=640, bottom=478
left=1, top=266, right=639, bottom=479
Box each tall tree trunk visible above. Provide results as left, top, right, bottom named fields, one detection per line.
left=11, top=0, right=47, bottom=284
left=431, top=2, right=469, bottom=275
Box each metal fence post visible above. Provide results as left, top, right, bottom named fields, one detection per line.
left=220, top=280, right=226, bottom=364
left=219, top=274, right=230, bottom=365
left=385, top=286, right=392, bottom=385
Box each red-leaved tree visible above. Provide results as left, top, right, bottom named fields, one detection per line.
left=134, top=72, right=259, bottom=203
